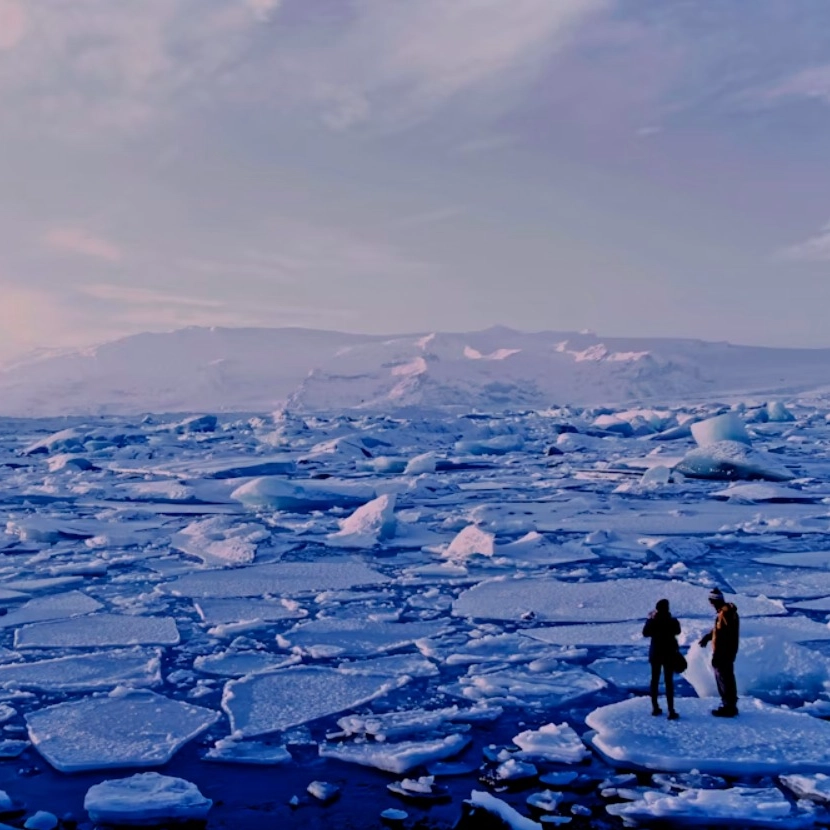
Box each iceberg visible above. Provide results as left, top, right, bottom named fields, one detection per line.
left=674, top=440, right=793, bottom=482
left=231, top=477, right=375, bottom=512
left=326, top=493, right=397, bottom=549
left=691, top=413, right=751, bottom=447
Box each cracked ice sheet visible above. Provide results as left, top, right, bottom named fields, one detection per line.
left=15, top=614, right=180, bottom=649
left=163, top=561, right=390, bottom=598
left=607, top=786, right=805, bottom=827
left=26, top=690, right=219, bottom=772
left=0, top=591, right=103, bottom=629
left=0, top=648, right=161, bottom=691
left=527, top=615, right=830, bottom=650
left=222, top=666, right=406, bottom=738
left=276, top=618, right=449, bottom=658
left=453, top=578, right=783, bottom=624
left=587, top=696, right=830, bottom=776
left=319, top=733, right=470, bottom=774
left=719, top=564, right=830, bottom=599
left=440, top=665, right=605, bottom=707
left=194, top=597, right=307, bottom=626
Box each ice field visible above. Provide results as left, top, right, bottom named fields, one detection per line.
left=4, top=399, right=830, bottom=827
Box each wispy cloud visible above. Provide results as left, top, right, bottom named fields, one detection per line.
left=0, top=0, right=25, bottom=50
left=780, top=220, right=830, bottom=262
left=765, top=65, right=830, bottom=107
left=45, top=227, right=123, bottom=262
left=79, top=284, right=226, bottom=308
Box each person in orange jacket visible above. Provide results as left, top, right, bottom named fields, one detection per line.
left=698, top=587, right=740, bottom=717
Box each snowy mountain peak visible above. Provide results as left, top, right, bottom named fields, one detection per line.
left=1, top=325, right=829, bottom=416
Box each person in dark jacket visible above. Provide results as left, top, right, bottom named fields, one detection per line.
left=643, top=598, right=681, bottom=720
left=698, top=587, right=740, bottom=717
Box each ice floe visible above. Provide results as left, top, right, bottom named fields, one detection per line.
left=319, top=733, right=470, bottom=773
left=26, top=689, right=219, bottom=772
left=222, top=666, right=404, bottom=737
left=231, top=476, right=375, bottom=511
left=512, top=722, right=590, bottom=763
left=15, top=614, right=180, bottom=649
left=587, top=696, right=830, bottom=775
left=84, top=772, right=212, bottom=825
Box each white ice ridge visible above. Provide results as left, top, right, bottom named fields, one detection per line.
left=163, top=561, right=390, bottom=598
left=691, top=413, right=752, bottom=447
left=170, top=517, right=268, bottom=567
left=0, top=648, right=161, bottom=691
left=231, top=477, right=375, bottom=512
left=222, top=666, right=405, bottom=738
left=326, top=493, right=397, bottom=549
left=442, top=525, right=496, bottom=562
left=26, top=690, right=219, bottom=772
left=14, top=614, right=180, bottom=649
left=467, top=791, right=542, bottom=830
left=607, top=786, right=799, bottom=826
left=319, top=733, right=470, bottom=774
left=277, top=617, right=447, bottom=658
left=84, top=773, right=212, bottom=825
left=675, top=440, right=794, bottom=482
left=453, top=578, right=784, bottom=623
left=586, top=696, right=830, bottom=775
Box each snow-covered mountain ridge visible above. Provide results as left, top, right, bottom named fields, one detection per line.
left=1, top=325, right=829, bottom=416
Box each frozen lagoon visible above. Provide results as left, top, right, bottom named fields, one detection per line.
left=2, top=404, right=830, bottom=827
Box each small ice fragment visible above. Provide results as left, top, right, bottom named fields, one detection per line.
left=23, top=812, right=57, bottom=830
left=84, top=773, right=212, bottom=825
left=307, top=781, right=340, bottom=803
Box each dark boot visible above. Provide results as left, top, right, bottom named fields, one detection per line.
left=667, top=710, right=679, bottom=720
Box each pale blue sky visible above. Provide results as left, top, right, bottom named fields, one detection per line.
left=1, top=0, right=829, bottom=359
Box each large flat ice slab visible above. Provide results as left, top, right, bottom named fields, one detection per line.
left=84, top=772, right=212, bottom=825
left=277, top=618, right=447, bottom=658
left=453, top=578, right=783, bottom=623
left=164, top=561, right=390, bottom=598
left=587, top=696, right=830, bottom=775
left=319, top=733, right=470, bottom=773
left=0, top=648, right=161, bottom=691
left=26, top=690, right=219, bottom=772
left=222, top=666, right=404, bottom=738
left=0, top=591, right=103, bottom=629
left=15, top=614, right=180, bottom=649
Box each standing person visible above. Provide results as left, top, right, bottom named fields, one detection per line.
left=643, top=598, right=681, bottom=720
left=698, top=587, right=740, bottom=717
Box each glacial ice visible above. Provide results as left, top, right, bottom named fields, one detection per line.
left=26, top=690, right=219, bottom=772
left=675, top=440, right=794, bottom=481
left=277, top=617, right=447, bottom=658
left=587, top=696, right=830, bottom=775
left=326, top=493, right=397, bottom=548
left=453, top=578, right=783, bottom=623
left=0, top=648, right=161, bottom=691
left=222, top=666, right=404, bottom=737
left=319, top=733, right=470, bottom=773
left=231, top=476, right=375, bottom=511
left=511, top=722, right=590, bottom=763
left=0, top=591, right=103, bottom=629
left=15, top=614, right=180, bottom=649
left=84, top=772, right=212, bottom=825
left=606, top=786, right=799, bottom=826
left=691, top=413, right=752, bottom=447
left=164, top=560, right=390, bottom=598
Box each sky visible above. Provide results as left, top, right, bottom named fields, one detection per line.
left=1, top=0, right=830, bottom=360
